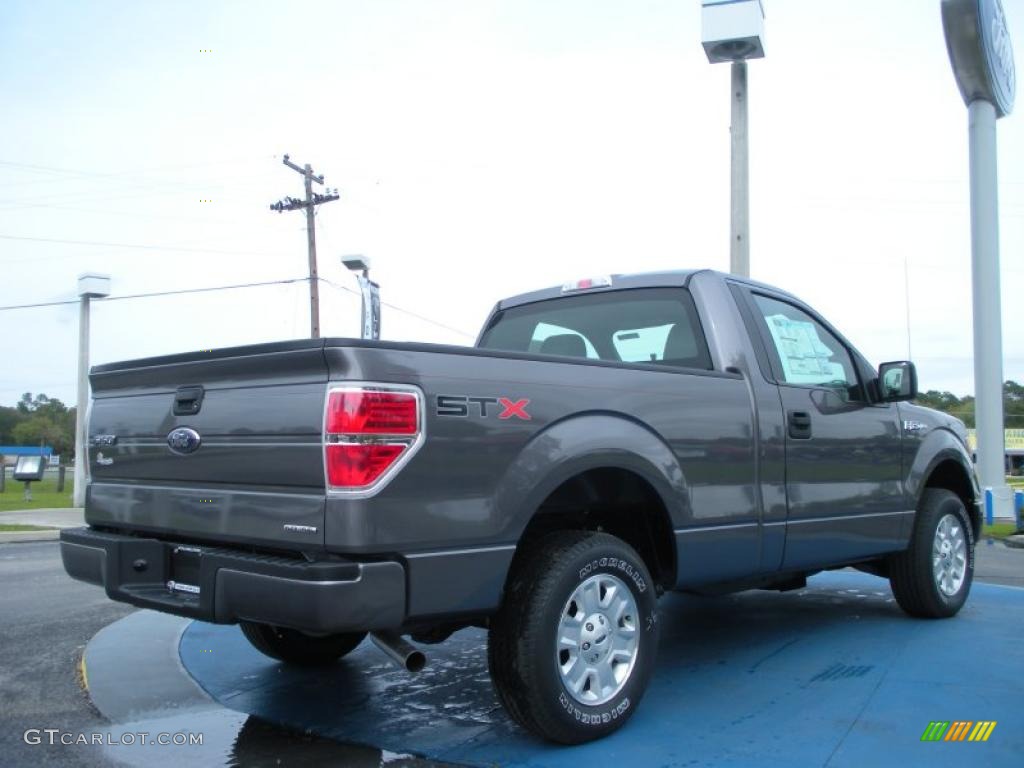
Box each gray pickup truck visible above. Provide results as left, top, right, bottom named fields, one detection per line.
left=62, top=269, right=979, bottom=743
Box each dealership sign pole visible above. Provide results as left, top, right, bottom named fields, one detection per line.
left=942, top=0, right=1016, bottom=519
left=73, top=274, right=110, bottom=508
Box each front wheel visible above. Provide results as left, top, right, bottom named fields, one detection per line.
left=488, top=531, right=659, bottom=744
left=239, top=622, right=366, bottom=665
left=889, top=488, right=975, bottom=618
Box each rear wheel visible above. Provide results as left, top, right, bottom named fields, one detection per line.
left=239, top=622, right=366, bottom=665
left=488, top=531, right=659, bottom=744
left=889, top=488, right=974, bottom=618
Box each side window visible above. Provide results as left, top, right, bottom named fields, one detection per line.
left=752, top=294, right=862, bottom=400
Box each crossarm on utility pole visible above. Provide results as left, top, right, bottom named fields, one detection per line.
left=270, top=155, right=339, bottom=339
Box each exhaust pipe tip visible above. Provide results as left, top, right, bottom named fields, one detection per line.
left=370, top=631, right=426, bottom=674
left=404, top=649, right=426, bottom=674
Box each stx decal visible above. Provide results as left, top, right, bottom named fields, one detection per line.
left=498, top=398, right=530, bottom=420
left=920, top=720, right=996, bottom=742
left=436, top=395, right=532, bottom=420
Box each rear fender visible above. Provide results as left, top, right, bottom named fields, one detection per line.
left=493, top=412, right=688, bottom=541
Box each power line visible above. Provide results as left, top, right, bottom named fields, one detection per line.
left=0, top=155, right=277, bottom=196
left=0, top=277, right=314, bottom=312
left=0, top=275, right=476, bottom=339
left=0, top=155, right=271, bottom=180
left=0, top=233, right=285, bottom=258
left=319, top=278, right=474, bottom=339
left=0, top=201, right=292, bottom=229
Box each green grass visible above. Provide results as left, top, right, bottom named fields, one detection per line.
left=983, top=522, right=1020, bottom=539
left=1007, top=476, right=1024, bottom=489
left=0, top=475, right=74, bottom=512
left=0, top=523, right=53, bottom=532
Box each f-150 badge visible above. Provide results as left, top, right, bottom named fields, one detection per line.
left=436, top=395, right=531, bottom=420
left=903, top=420, right=928, bottom=434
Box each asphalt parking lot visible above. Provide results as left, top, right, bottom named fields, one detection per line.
left=1, top=539, right=1021, bottom=767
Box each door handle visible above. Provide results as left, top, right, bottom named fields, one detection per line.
left=173, top=385, right=205, bottom=416
left=788, top=410, right=812, bottom=439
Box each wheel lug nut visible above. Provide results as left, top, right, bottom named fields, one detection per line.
left=586, top=623, right=594, bottom=631
left=582, top=642, right=590, bottom=650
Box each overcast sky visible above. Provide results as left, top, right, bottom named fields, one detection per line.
left=1, top=0, right=1022, bottom=406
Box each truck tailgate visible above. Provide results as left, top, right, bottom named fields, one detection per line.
left=85, top=340, right=329, bottom=551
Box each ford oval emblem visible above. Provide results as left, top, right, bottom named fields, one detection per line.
left=167, top=427, right=202, bottom=455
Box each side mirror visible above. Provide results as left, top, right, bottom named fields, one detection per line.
left=877, top=361, right=917, bottom=402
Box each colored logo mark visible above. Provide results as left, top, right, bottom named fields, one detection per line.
left=921, top=721, right=997, bottom=742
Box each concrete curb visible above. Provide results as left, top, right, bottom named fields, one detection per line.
left=0, top=507, right=82, bottom=515
left=0, top=529, right=59, bottom=543
left=1004, top=534, right=1024, bottom=550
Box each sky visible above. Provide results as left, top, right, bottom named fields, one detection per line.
left=1, top=0, right=1022, bottom=406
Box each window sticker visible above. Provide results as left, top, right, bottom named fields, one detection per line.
left=612, top=323, right=674, bottom=362
left=764, top=314, right=846, bottom=385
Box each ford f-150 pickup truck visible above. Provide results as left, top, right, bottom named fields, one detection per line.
left=61, top=269, right=980, bottom=743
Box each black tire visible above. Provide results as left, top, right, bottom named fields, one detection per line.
left=488, top=531, right=659, bottom=744
left=239, top=622, right=366, bottom=665
left=889, top=488, right=975, bottom=618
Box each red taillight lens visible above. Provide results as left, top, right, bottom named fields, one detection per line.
left=324, top=387, right=421, bottom=490
left=326, top=443, right=405, bottom=487
left=326, top=390, right=418, bottom=435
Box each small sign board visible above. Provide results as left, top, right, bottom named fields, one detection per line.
left=14, top=455, right=47, bottom=482
left=357, top=276, right=381, bottom=340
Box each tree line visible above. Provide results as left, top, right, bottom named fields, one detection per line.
left=0, top=393, right=76, bottom=461
left=914, top=381, right=1024, bottom=429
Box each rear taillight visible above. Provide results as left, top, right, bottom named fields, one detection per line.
left=323, top=386, right=423, bottom=493
left=326, top=390, right=418, bottom=434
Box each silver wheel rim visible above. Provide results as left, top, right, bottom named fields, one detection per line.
left=556, top=573, right=639, bottom=706
left=932, top=513, right=967, bottom=597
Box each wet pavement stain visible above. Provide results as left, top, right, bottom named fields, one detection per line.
left=810, top=663, right=875, bottom=682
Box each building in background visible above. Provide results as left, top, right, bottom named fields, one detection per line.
left=0, top=445, right=54, bottom=467
left=966, top=430, right=1024, bottom=474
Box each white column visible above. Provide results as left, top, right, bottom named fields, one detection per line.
left=73, top=295, right=90, bottom=508
left=967, top=99, right=1012, bottom=519
left=730, top=60, right=750, bottom=277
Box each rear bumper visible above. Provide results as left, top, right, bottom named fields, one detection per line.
left=60, top=527, right=406, bottom=633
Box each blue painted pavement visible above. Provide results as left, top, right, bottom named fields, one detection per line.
left=180, top=571, right=1024, bottom=767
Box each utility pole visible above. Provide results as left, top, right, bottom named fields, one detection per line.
left=270, top=155, right=340, bottom=338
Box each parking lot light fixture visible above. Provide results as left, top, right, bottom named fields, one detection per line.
left=701, top=0, right=766, bottom=279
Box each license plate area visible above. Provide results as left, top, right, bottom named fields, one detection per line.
left=168, top=545, right=202, bottom=595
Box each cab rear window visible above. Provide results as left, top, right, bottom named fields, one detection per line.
left=479, top=288, right=712, bottom=371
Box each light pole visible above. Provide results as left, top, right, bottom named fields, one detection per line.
left=73, top=274, right=110, bottom=508
left=342, top=256, right=381, bottom=340
left=701, top=0, right=766, bottom=278
left=942, top=0, right=1016, bottom=520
